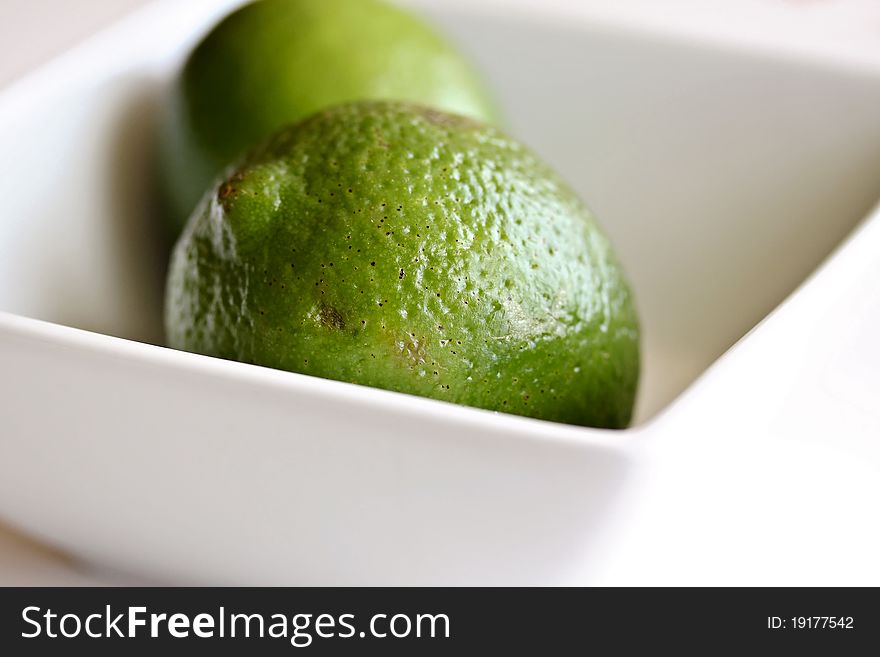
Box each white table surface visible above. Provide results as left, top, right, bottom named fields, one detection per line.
left=1, top=0, right=879, bottom=586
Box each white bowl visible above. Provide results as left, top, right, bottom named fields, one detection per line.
left=1, top=0, right=879, bottom=584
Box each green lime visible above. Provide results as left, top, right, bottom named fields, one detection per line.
left=165, top=102, right=639, bottom=428
left=159, top=0, right=497, bottom=237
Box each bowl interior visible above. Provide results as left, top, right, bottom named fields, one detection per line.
left=1, top=1, right=880, bottom=423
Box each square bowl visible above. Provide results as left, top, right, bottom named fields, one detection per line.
left=1, top=0, right=880, bottom=584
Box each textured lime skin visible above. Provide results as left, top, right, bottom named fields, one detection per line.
left=160, top=0, right=497, bottom=236
left=165, top=102, right=639, bottom=428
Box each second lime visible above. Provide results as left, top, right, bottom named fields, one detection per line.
left=159, top=0, right=498, bottom=236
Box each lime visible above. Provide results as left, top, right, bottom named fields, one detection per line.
left=159, top=0, right=497, bottom=236
left=165, top=102, right=639, bottom=428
